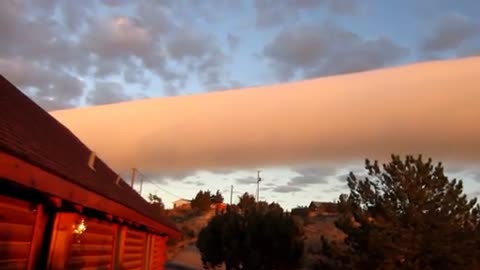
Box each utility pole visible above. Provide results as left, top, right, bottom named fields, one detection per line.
left=230, top=185, right=233, bottom=205
left=130, top=168, right=137, bottom=188
left=256, top=170, right=262, bottom=202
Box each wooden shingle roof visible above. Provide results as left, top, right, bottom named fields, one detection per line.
left=0, top=75, right=178, bottom=236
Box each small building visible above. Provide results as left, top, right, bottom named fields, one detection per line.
left=308, top=201, right=338, bottom=216
left=173, top=199, right=191, bottom=209
left=211, top=202, right=227, bottom=213
left=0, top=75, right=180, bottom=269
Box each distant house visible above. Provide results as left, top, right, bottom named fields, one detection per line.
left=308, top=201, right=338, bottom=216
left=211, top=202, right=227, bottom=213
left=0, top=75, right=180, bottom=269
left=173, top=199, right=191, bottom=209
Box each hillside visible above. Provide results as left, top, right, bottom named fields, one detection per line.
left=300, top=214, right=345, bottom=269
left=165, top=208, right=216, bottom=260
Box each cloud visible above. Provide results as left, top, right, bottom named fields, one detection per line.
left=458, top=44, right=480, bottom=58
left=263, top=23, right=408, bottom=80
left=51, top=57, right=480, bottom=172
left=459, top=169, right=480, bottom=183
left=327, top=0, right=360, bottom=14
left=324, top=184, right=348, bottom=194
left=167, top=28, right=228, bottom=91
left=0, top=1, right=88, bottom=110
left=273, top=185, right=303, bottom=193
left=0, top=58, right=85, bottom=110
left=236, top=176, right=257, bottom=185
left=81, top=16, right=159, bottom=80
left=0, top=0, right=232, bottom=109
left=255, top=0, right=360, bottom=28
left=102, top=0, right=129, bottom=7
left=86, top=81, right=131, bottom=105
left=166, top=28, right=227, bottom=85
left=183, top=180, right=205, bottom=187
left=227, top=33, right=240, bottom=50
left=288, top=165, right=337, bottom=186
left=422, top=13, right=480, bottom=53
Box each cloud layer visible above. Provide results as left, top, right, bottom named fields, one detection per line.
left=51, top=57, right=480, bottom=173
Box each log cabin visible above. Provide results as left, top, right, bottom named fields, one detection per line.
left=0, top=75, right=181, bottom=270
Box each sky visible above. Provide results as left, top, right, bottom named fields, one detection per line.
left=1, top=0, right=480, bottom=209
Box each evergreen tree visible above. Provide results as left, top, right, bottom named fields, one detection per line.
left=148, top=193, right=165, bottom=211
left=197, top=206, right=304, bottom=269
left=237, top=192, right=256, bottom=211
left=191, top=190, right=213, bottom=211
left=211, top=189, right=225, bottom=204
left=319, top=155, right=480, bottom=270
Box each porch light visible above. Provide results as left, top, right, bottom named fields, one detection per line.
left=73, top=218, right=87, bottom=235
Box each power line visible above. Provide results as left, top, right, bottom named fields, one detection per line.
left=136, top=171, right=184, bottom=199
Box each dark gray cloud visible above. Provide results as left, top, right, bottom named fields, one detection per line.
left=0, top=59, right=85, bottom=110
left=255, top=0, right=360, bottom=28
left=273, top=185, right=303, bottom=193
left=334, top=173, right=350, bottom=183
left=183, top=180, right=206, bottom=187
left=135, top=170, right=197, bottom=184
left=324, top=184, right=348, bottom=194
left=236, top=176, right=257, bottom=185
left=327, top=0, right=360, bottom=14
left=265, top=182, right=277, bottom=187
left=0, top=1, right=88, bottom=110
left=86, top=81, right=130, bottom=105
left=170, top=30, right=227, bottom=90
left=263, top=23, right=408, bottom=80
left=458, top=44, right=480, bottom=58
left=335, top=166, right=367, bottom=182
left=123, top=62, right=150, bottom=86
left=0, top=0, right=230, bottom=109
left=102, top=0, right=129, bottom=7
left=227, top=33, right=240, bottom=50
left=422, top=13, right=480, bottom=53
left=270, top=165, right=339, bottom=193
left=288, top=165, right=336, bottom=186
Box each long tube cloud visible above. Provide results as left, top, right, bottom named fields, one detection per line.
left=51, top=57, right=480, bottom=172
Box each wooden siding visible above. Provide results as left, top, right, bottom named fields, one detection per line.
left=148, top=235, right=167, bottom=270
left=121, top=228, right=146, bottom=270
left=0, top=153, right=180, bottom=238
left=65, top=219, right=115, bottom=270
left=0, top=195, right=46, bottom=270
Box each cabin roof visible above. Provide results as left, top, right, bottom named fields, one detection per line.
left=174, top=198, right=191, bottom=203
left=309, top=201, right=337, bottom=208
left=0, top=75, right=178, bottom=235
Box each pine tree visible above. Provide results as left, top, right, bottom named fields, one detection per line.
left=319, top=155, right=480, bottom=270
left=148, top=193, right=164, bottom=211
left=211, top=189, right=225, bottom=204
left=191, top=190, right=212, bottom=211
left=237, top=192, right=256, bottom=211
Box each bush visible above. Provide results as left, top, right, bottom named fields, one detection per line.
left=197, top=206, right=304, bottom=270
left=291, top=206, right=310, bottom=217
